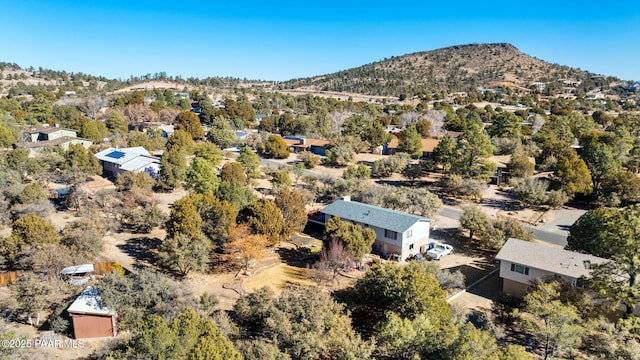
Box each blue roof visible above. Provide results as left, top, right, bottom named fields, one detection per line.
left=106, top=150, right=126, bottom=159
left=322, top=200, right=430, bottom=233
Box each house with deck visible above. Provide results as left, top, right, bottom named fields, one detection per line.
left=321, top=197, right=431, bottom=261
left=94, top=146, right=160, bottom=180
left=495, top=238, right=608, bottom=297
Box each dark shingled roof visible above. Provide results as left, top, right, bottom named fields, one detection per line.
left=322, top=200, right=430, bottom=233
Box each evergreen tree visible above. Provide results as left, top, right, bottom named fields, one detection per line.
left=158, top=148, right=187, bottom=189
left=399, top=124, right=422, bottom=158
left=452, top=122, right=495, bottom=180
left=264, top=134, right=290, bottom=159
left=175, top=111, right=204, bottom=140
left=432, top=134, right=457, bottom=173
left=236, top=146, right=261, bottom=178
left=185, top=157, right=219, bottom=195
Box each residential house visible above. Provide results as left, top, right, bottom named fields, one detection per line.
left=321, top=197, right=431, bottom=261
left=67, top=287, right=117, bottom=339
left=157, top=124, right=175, bottom=138
left=94, top=146, right=160, bottom=180
left=586, top=93, right=605, bottom=100
left=529, top=82, right=546, bottom=92
left=255, top=113, right=269, bottom=124
left=495, top=238, right=607, bottom=297
left=17, top=125, right=93, bottom=155
left=282, top=136, right=330, bottom=156
left=385, top=137, right=441, bottom=158
left=487, top=155, right=536, bottom=184
left=384, top=125, right=404, bottom=133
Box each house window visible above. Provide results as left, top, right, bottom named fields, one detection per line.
left=384, top=229, right=397, bottom=240
left=510, top=263, right=529, bottom=275
left=406, top=229, right=412, bottom=238
left=409, top=244, right=414, bottom=250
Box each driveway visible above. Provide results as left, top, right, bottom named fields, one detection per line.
left=479, top=185, right=515, bottom=218
left=536, top=208, right=586, bottom=237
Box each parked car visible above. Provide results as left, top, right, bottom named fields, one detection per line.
left=426, top=243, right=453, bottom=260
left=406, top=253, right=425, bottom=262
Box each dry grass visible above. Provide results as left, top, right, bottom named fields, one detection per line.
left=243, top=263, right=317, bottom=294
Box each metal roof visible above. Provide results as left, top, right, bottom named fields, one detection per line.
left=496, top=238, right=608, bottom=279
left=322, top=199, right=430, bottom=233
left=119, top=156, right=160, bottom=171
left=60, top=264, right=94, bottom=275
left=67, top=286, right=115, bottom=316
left=94, top=147, right=152, bottom=165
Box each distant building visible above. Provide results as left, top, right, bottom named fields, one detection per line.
left=282, top=136, right=330, bottom=156
left=384, top=125, right=404, bottom=133
left=487, top=155, right=536, bottom=184
left=16, top=125, right=93, bottom=155
left=529, top=82, right=546, bottom=91
left=157, top=124, right=175, bottom=138
left=94, top=146, right=160, bottom=180
left=385, top=137, right=441, bottom=158
left=67, top=287, right=117, bottom=339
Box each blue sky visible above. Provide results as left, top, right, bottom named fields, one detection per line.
left=1, top=1, right=638, bottom=81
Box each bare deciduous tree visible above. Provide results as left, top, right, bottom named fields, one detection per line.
left=123, top=104, right=158, bottom=130
left=77, top=95, right=105, bottom=120
left=313, top=239, right=353, bottom=286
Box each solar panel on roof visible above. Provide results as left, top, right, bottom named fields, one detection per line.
left=106, top=150, right=126, bottom=159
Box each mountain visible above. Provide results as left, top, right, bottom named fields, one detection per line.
left=277, top=43, right=617, bottom=97
left=1, top=43, right=629, bottom=101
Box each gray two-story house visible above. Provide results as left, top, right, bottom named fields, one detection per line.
left=322, top=198, right=431, bottom=261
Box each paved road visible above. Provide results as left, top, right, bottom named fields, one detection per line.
left=438, top=206, right=569, bottom=246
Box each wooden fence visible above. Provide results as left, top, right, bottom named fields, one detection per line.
left=0, top=262, right=123, bottom=286
left=93, top=262, right=114, bottom=275
left=0, top=271, right=22, bottom=286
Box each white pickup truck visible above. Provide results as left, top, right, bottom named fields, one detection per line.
left=426, top=243, right=453, bottom=260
